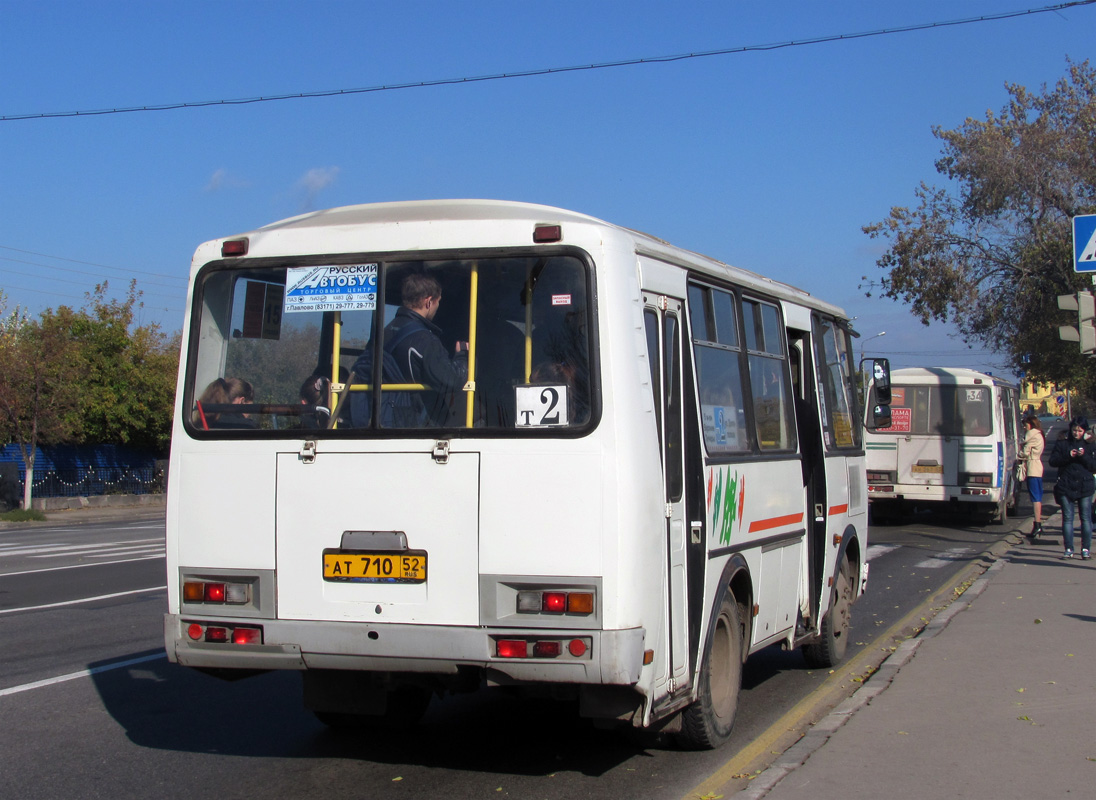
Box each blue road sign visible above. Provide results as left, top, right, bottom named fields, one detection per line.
left=1074, top=214, right=1096, bottom=272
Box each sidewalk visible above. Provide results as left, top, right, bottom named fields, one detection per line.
left=743, top=514, right=1096, bottom=800
left=0, top=495, right=165, bottom=530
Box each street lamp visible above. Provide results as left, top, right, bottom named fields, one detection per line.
left=858, top=331, right=887, bottom=402
left=861, top=331, right=886, bottom=364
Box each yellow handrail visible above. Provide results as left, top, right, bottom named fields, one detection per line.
left=330, top=310, right=343, bottom=428
left=347, top=383, right=428, bottom=392
left=524, top=269, right=534, bottom=383
left=465, top=262, right=479, bottom=428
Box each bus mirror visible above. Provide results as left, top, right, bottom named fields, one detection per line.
left=870, top=404, right=892, bottom=430
left=872, top=358, right=891, bottom=406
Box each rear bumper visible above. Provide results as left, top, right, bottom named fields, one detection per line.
left=868, top=485, right=1003, bottom=504
left=164, top=614, right=645, bottom=685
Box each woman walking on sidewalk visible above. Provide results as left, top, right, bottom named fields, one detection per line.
left=1048, top=416, right=1096, bottom=559
left=1020, top=415, right=1046, bottom=540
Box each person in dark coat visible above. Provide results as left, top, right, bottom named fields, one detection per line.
left=1048, top=416, right=1096, bottom=559
left=385, top=273, right=468, bottom=425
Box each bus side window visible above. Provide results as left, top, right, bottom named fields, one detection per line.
left=744, top=300, right=796, bottom=452
left=688, top=284, right=750, bottom=455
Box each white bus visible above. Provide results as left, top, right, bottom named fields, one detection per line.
left=865, top=367, right=1020, bottom=523
left=164, top=200, right=889, bottom=748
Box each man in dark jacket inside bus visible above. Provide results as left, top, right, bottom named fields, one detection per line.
left=385, top=272, right=469, bottom=425
left=1048, top=416, right=1096, bottom=559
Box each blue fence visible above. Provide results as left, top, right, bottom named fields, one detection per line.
left=0, top=444, right=165, bottom=502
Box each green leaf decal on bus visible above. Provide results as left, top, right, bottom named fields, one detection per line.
left=720, top=471, right=739, bottom=545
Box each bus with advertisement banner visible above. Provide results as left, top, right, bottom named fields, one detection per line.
left=163, top=199, right=890, bottom=748
left=865, top=366, right=1021, bottom=524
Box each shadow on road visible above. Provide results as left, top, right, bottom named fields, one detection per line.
left=90, top=654, right=655, bottom=777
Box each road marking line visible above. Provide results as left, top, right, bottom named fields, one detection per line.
left=0, top=537, right=163, bottom=555
left=913, top=547, right=971, bottom=568
left=0, top=653, right=167, bottom=697
left=866, top=544, right=900, bottom=560
left=0, top=555, right=165, bottom=577
left=30, top=546, right=164, bottom=559
left=0, top=586, right=166, bottom=615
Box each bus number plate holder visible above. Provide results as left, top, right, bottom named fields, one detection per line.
left=322, top=549, right=428, bottom=583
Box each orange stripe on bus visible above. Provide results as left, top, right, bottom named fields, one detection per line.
left=828, top=504, right=849, bottom=516
left=747, top=513, right=804, bottom=533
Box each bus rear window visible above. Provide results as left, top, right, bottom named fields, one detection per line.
left=186, top=255, right=593, bottom=435
left=870, top=385, right=992, bottom=437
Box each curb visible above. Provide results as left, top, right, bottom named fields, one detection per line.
left=733, top=515, right=1036, bottom=799
left=0, top=495, right=166, bottom=530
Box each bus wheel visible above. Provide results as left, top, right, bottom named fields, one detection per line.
left=678, top=594, right=744, bottom=750
left=803, top=557, right=852, bottom=669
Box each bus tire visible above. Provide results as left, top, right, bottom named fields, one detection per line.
left=678, top=593, right=744, bottom=750
left=803, top=556, right=852, bottom=669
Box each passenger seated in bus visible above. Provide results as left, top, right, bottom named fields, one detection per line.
left=371, top=273, right=468, bottom=427
left=529, top=296, right=589, bottom=422
left=193, top=377, right=256, bottom=430
left=536, top=326, right=590, bottom=424
left=297, top=374, right=332, bottom=429
left=529, top=361, right=577, bottom=423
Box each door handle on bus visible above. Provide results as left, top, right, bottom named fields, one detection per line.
left=690, top=521, right=703, bottom=544
left=299, top=440, right=316, bottom=464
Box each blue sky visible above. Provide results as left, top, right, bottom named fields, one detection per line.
left=2, top=1, right=1093, bottom=377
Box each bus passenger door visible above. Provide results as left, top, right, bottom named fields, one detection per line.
left=789, top=330, right=827, bottom=622
left=644, top=295, right=689, bottom=689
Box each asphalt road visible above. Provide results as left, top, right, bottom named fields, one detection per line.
left=0, top=508, right=1021, bottom=800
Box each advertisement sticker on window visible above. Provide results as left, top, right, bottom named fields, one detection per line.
left=883, top=406, right=912, bottom=433
left=285, top=264, right=378, bottom=313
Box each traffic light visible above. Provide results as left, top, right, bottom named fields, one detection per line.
left=1057, top=290, right=1096, bottom=354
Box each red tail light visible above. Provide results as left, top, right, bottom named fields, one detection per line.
left=232, top=627, right=263, bottom=645
left=497, top=640, right=528, bottom=658
left=532, top=641, right=561, bottom=658
left=221, top=238, right=248, bottom=256
left=542, top=592, right=567, bottom=613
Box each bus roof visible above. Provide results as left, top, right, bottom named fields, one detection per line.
left=205, top=199, right=848, bottom=319
left=889, top=366, right=1017, bottom=389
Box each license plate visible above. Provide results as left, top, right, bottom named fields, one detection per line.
left=322, top=550, right=427, bottom=583
left=911, top=464, right=943, bottom=474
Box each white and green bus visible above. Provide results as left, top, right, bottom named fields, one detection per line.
left=164, top=200, right=889, bottom=748
left=865, top=367, right=1021, bottom=523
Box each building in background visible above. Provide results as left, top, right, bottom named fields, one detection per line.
left=1020, top=379, right=1068, bottom=418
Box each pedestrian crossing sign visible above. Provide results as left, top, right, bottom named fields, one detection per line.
left=1075, top=214, right=1096, bottom=272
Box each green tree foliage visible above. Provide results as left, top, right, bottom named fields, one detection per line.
left=863, top=59, right=1096, bottom=396
left=224, top=322, right=323, bottom=405
left=0, top=291, right=84, bottom=509
left=0, top=285, right=179, bottom=508
left=70, top=282, right=179, bottom=452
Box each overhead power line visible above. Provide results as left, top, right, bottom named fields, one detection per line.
left=0, top=255, right=185, bottom=290
left=2, top=1, right=1092, bottom=122
left=0, top=245, right=184, bottom=282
